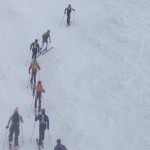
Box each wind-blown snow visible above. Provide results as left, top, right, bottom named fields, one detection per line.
left=0, top=0, right=150, bottom=150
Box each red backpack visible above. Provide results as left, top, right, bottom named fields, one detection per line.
left=37, top=84, right=43, bottom=93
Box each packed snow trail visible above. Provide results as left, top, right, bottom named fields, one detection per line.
left=0, top=0, right=150, bottom=150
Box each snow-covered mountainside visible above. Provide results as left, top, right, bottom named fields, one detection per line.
left=0, top=0, right=150, bottom=150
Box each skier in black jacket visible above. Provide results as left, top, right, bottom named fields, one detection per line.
left=6, top=107, right=23, bottom=149
left=35, top=108, right=49, bottom=147
left=30, top=39, right=40, bottom=59
left=64, top=4, right=75, bottom=26
left=54, top=139, right=67, bottom=150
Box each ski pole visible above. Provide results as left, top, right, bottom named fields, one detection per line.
left=25, top=50, right=31, bottom=66
left=30, top=122, right=36, bottom=142
left=73, top=11, right=75, bottom=23
left=48, top=130, right=51, bottom=139
left=3, top=128, right=7, bottom=150
left=60, top=14, right=65, bottom=27
left=27, top=73, right=30, bottom=88
left=21, top=123, right=24, bottom=143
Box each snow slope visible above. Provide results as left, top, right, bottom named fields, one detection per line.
left=0, top=0, right=150, bottom=150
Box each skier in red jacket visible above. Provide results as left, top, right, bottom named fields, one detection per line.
left=35, top=81, right=45, bottom=114
left=28, top=59, right=40, bottom=85
left=64, top=4, right=75, bottom=26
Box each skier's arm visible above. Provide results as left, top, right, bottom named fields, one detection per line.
left=42, top=89, right=45, bottom=93
left=64, top=8, right=67, bottom=14
left=37, top=63, right=41, bottom=70
left=19, top=115, right=24, bottom=123
left=72, top=8, right=75, bottom=11
left=6, top=115, right=13, bottom=128
left=37, top=44, right=40, bottom=53
left=54, top=146, right=57, bottom=150
left=35, top=115, right=40, bottom=121
left=29, top=64, right=32, bottom=74
left=48, top=34, right=51, bottom=42
left=35, top=113, right=40, bottom=121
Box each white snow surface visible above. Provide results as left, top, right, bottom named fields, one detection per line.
left=0, top=0, right=150, bottom=150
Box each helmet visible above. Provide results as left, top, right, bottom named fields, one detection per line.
left=41, top=108, right=45, bottom=113
left=14, top=107, right=18, bottom=113
left=38, top=81, right=41, bottom=84
left=47, top=30, right=50, bottom=33
left=57, top=139, right=61, bottom=144
left=68, top=4, right=71, bottom=7
left=35, top=39, right=38, bottom=42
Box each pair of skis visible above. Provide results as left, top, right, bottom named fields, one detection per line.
left=36, top=138, right=44, bottom=150
left=36, top=47, right=53, bottom=58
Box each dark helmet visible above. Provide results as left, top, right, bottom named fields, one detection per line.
left=38, top=81, right=41, bottom=84
left=47, top=30, right=50, bottom=33
left=35, top=39, right=38, bottom=42
left=41, top=108, right=45, bottom=113
left=68, top=4, right=71, bottom=7
left=57, top=139, right=61, bottom=144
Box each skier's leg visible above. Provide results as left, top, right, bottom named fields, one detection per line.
left=32, top=49, right=34, bottom=59
left=9, top=125, right=14, bottom=144
left=39, top=125, right=42, bottom=145
left=14, top=125, right=19, bottom=146
left=67, top=14, right=70, bottom=26
left=34, top=95, right=37, bottom=109
left=35, top=49, right=37, bottom=59
left=46, top=40, right=48, bottom=50
left=33, top=72, right=36, bottom=85
left=42, top=127, right=46, bottom=141
left=38, top=95, right=41, bottom=112
left=30, top=73, right=33, bottom=84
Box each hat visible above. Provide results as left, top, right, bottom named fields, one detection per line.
left=41, top=108, right=45, bottom=113
left=14, top=107, right=18, bottom=113
left=57, top=139, right=61, bottom=144
left=38, top=81, right=41, bottom=84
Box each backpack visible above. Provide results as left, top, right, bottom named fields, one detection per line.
left=43, top=33, right=49, bottom=39
left=31, top=62, right=37, bottom=69
left=37, top=84, right=43, bottom=93
left=12, top=112, right=19, bottom=124
left=40, top=114, right=46, bottom=125
left=33, top=42, right=38, bottom=49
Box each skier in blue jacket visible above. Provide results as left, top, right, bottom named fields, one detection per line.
left=35, top=108, right=49, bottom=147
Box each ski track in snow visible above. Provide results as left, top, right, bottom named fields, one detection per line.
left=0, top=0, right=150, bottom=150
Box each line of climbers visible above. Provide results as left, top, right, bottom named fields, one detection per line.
left=5, top=3, right=76, bottom=150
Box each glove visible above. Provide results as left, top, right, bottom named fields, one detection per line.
left=6, top=126, right=8, bottom=129
left=29, top=71, right=30, bottom=74
left=47, top=126, right=49, bottom=130
left=49, top=40, right=51, bottom=43
left=43, top=90, right=45, bottom=93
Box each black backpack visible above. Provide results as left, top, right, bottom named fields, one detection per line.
left=12, top=112, right=19, bottom=124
